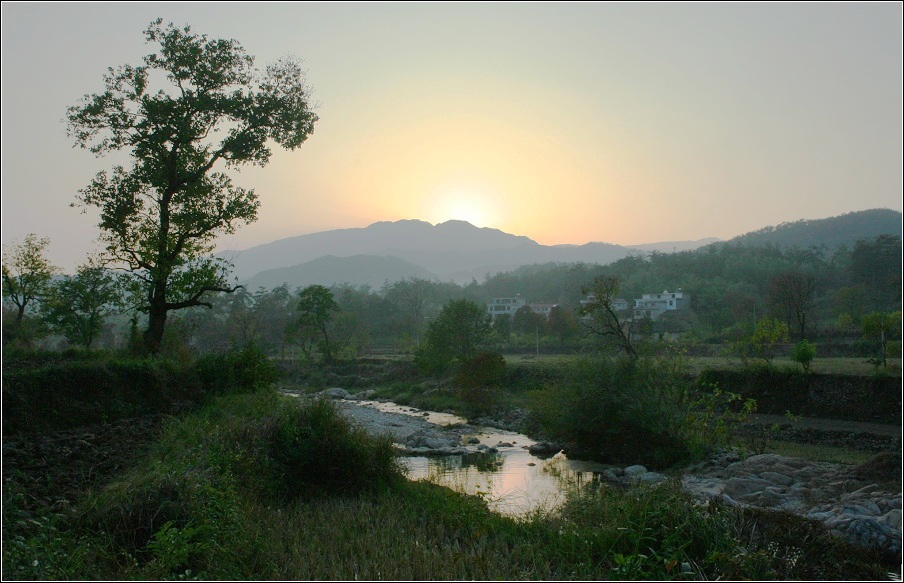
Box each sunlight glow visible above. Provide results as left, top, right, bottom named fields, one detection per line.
left=429, top=186, right=499, bottom=228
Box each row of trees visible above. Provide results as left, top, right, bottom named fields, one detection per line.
left=4, top=231, right=901, bottom=364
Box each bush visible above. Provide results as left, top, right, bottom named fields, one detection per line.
left=528, top=356, right=693, bottom=468
left=193, top=344, right=279, bottom=396
left=73, top=392, right=404, bottom=578
left=454, top=351, right=506, bottom=419
left=790, top=340, right=816, bottom=372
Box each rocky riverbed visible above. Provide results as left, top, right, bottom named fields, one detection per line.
left=308, top=388, right=902, bottom=560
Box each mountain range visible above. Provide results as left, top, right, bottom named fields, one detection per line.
left=221, top=209, right=902, bottom=290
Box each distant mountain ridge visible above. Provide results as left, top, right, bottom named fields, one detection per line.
left=716, top=208, right=902, bottom=250
left=222, top=209, right=901, bottom=289
left=244, top=254, right=436, bottom=290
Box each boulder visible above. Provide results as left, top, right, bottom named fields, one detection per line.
left=322, top=388, right=350, bottom=399
left=528, top=441, right=563, bottom=456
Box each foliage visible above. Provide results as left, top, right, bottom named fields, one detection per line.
left=287, top=284, right=340, bottom=363
left=767, top=270, right=815, bottom=340
left=685, top=384, right=757, bottom=453
left=1, top=346, right=281, bottom=435
left=790, top=339, right=816, bottom=373
left=414, top=299, right=493, bottom=374
left=511, top=304, right=544, bottom=335
left=66, top=19, right=317, bottom=354
left=860, top=310, right=902, bottom=370
left=1, top=234, right=58, bottom=347
left=528, top=355, right=693, bottom=467
left=729, top=317, right=790, bottom=367
left=454, top=351, right=507, bottom=418
left=69, top=392, right=402, bottom=578
left=849, top=234, right=902, bottom=310
left=42, top=256, right=121, bottom=348
left=1, top=353, right=201, bottom=435
left=193, top=344, right=279, bottom=396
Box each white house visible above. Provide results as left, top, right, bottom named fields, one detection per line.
left=633, top=289, right=689, bottom=321
left=486, top=296, right=526, bottom=319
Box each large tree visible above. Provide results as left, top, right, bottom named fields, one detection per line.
left=67, top=19, right=317, bottom=354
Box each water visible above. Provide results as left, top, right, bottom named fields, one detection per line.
left=363, top=401, right=609, bottom=517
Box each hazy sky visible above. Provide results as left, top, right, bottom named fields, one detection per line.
left=2, top=2, right=902, bottom=272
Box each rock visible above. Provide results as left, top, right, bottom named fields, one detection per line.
left=528, top=441, right=562, bottom=456
left=723, top=477, right=775, bottom=498
left=638, top=472, right=667, bottom=485
left=467, top=437, right=481, bottom=445
left=624, top=465, right=647, bottom=478
left=759, top=471, right=795, bottom=486
left=352, top=389, right=376, bottom=400
left=322, top=387, right=350, bottom=399
left=404, top=428, right=458, bottom=450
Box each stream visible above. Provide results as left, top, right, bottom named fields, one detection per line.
left=356, top=400, right=609, bottom=517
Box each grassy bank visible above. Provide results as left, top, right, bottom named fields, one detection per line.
left=2, top=388, right=893, bottom=580
left=3, top=350, right=899, bottom=579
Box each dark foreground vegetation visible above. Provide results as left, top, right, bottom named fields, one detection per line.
left=3, top=347, right=899, bottom=580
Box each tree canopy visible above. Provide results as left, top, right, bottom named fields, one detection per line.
left=415, top=299, right=493, bottom=373
left=67, top=19, right=317, bottom=354
left=2, top=234, right=58, bottom=325
left=289, top=284, right=340, bottom=363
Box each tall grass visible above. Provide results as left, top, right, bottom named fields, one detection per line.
left=3, top=388, right=893, bottom=580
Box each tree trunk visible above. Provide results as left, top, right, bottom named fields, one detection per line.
left=144, top=298, right=168, bottom=355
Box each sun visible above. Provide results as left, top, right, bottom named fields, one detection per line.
left=430, top=186, right=498, bottom=228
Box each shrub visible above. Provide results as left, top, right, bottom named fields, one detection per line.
left=193, top=344, right=279, bottom=396
left=528, top=356, right=693, bottom=468
left=455, top=351, right=506, bottom=419
left=74, top=392, right=404, bottom=578
left=790, top=339, right=816, bottom=372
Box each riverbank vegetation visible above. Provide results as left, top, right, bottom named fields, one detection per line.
left=2, top=352, right=894, bottom=580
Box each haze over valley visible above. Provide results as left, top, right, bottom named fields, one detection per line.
left=227, top=209, right=902, bottom=290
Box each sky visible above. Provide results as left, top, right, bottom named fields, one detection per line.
left=2, top=2, right=902, bottom=272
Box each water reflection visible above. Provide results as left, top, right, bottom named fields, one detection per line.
left=359, top=400, right=610, bottom=517
left=401, top=451, right=607, bottom=517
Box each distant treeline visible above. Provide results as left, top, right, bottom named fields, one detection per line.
left=15, top=233, right=891, bottom=358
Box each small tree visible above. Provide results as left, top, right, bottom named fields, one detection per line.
left=732, top=317, right=790, bottom=367
left=790, top=339, right=816, bottom=373
left=861, top=311, right=902, bottom=370
left=415, top=299, right=493, bottom=373
left=67, top=19, right=318, bottom=354
left=2, top=234, right=58, bottom=346
left=2, top=234, right=58, bottom=324
left=580, top=275, right=637, bottom=358
left=288, top=285, right=339, bottom=364
left=42, top=256, right=121, bottom=349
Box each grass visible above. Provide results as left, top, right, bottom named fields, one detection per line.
left=504, top=353, right=903, bottom=377
left=4, top=385, right=897, bottom=580
left=682, top=356, right=902, bottom=376
left=762, top=440, right=885, bottom=466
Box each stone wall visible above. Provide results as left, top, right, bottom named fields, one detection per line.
left=697, top=370, right=902, bottom=424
